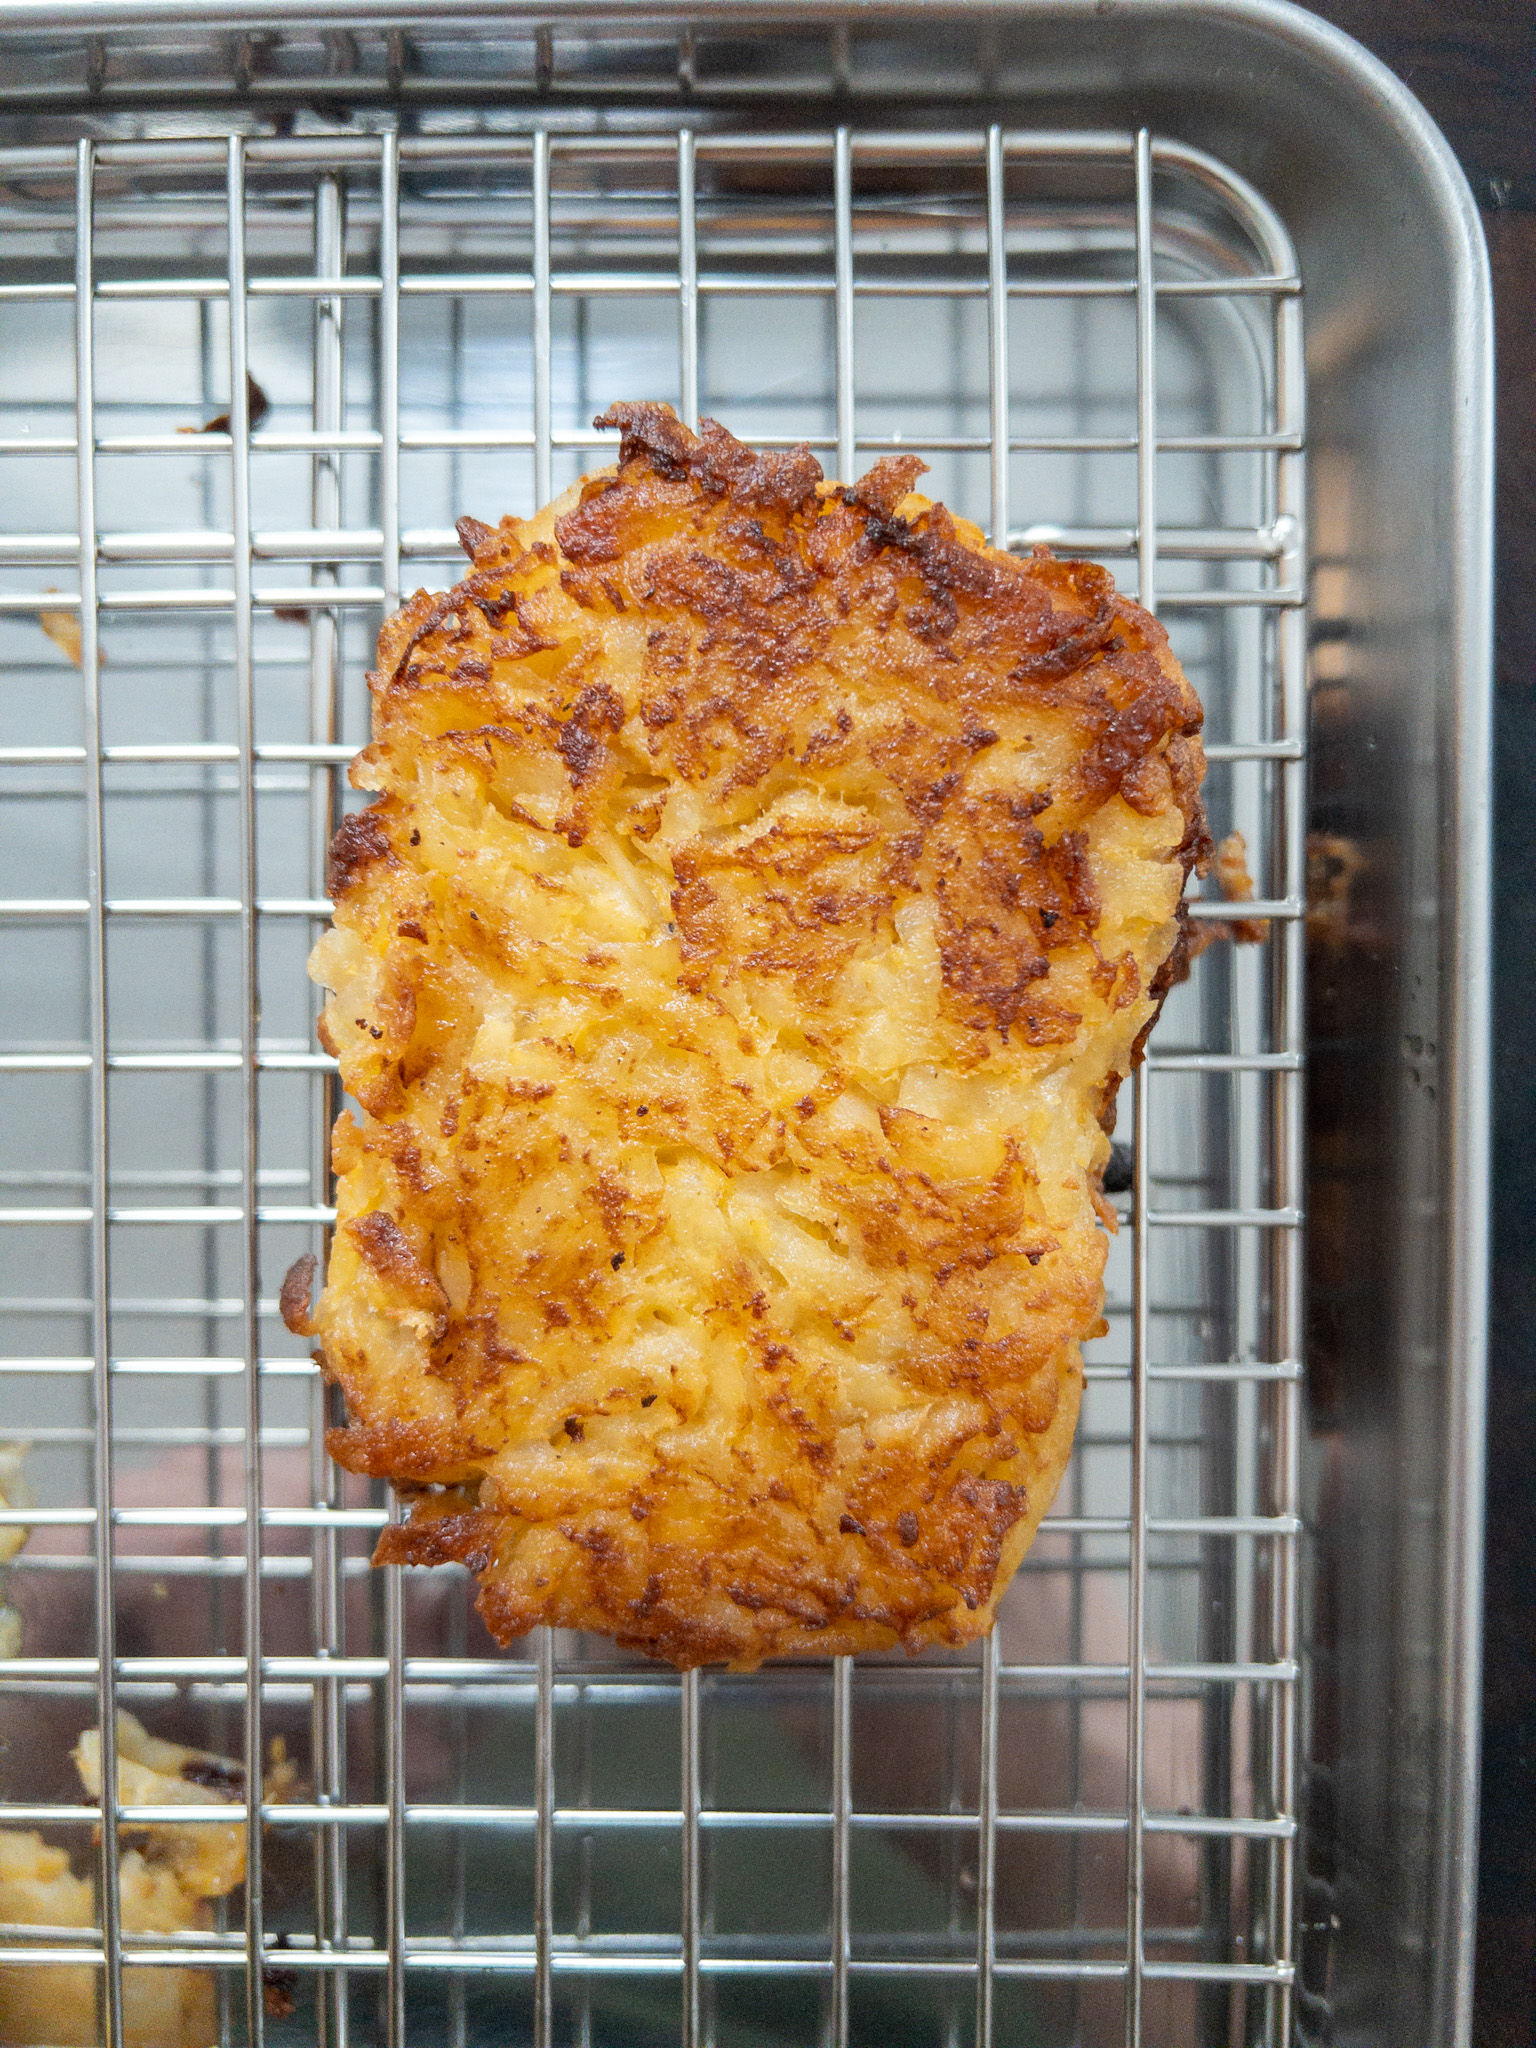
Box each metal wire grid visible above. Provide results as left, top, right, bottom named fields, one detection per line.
left=0, top=119, right=1305, bottom=2047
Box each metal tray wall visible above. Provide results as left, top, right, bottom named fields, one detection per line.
left=0, top=7, right=1492, bottom=2047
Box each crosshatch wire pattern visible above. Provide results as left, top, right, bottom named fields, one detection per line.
left=0, top=119, right=1305, bottom=2048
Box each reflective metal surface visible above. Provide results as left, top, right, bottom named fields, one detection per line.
left=0, top=7, right=1491, bottom=2046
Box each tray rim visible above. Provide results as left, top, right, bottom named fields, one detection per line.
left=0, top=0, right=1493, bottom=2038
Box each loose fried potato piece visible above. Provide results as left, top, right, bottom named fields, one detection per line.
left=0, top=1445, right=30, bottom=1571
left=307, top=402, right=1208, bottom=1669
left=0, top=1832, right=216, bottom=2048
left=74, top=1711, right=282, bottom=1901
left=0, top=1713, right=297, bottom=2047
left=0, top=1444, right=31, bottom=1660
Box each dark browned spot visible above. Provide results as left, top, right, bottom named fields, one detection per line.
left=181, top=1755, right=244, bottom=1794
left=555, top=681, right=625, bottom=785
left=326, top=807, right=395, bottom=901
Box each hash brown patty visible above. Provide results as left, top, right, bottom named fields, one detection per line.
left=295, top=403, right=1207, bottom=1668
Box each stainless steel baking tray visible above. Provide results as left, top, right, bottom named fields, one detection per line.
left=0, top=5, right=1491, bottom=2045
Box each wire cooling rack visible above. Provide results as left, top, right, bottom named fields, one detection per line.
left=0, top=116, right=1304, bottom=2048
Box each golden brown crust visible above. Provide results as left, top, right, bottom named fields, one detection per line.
left=305, top=403, right=1206, bottom=1668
